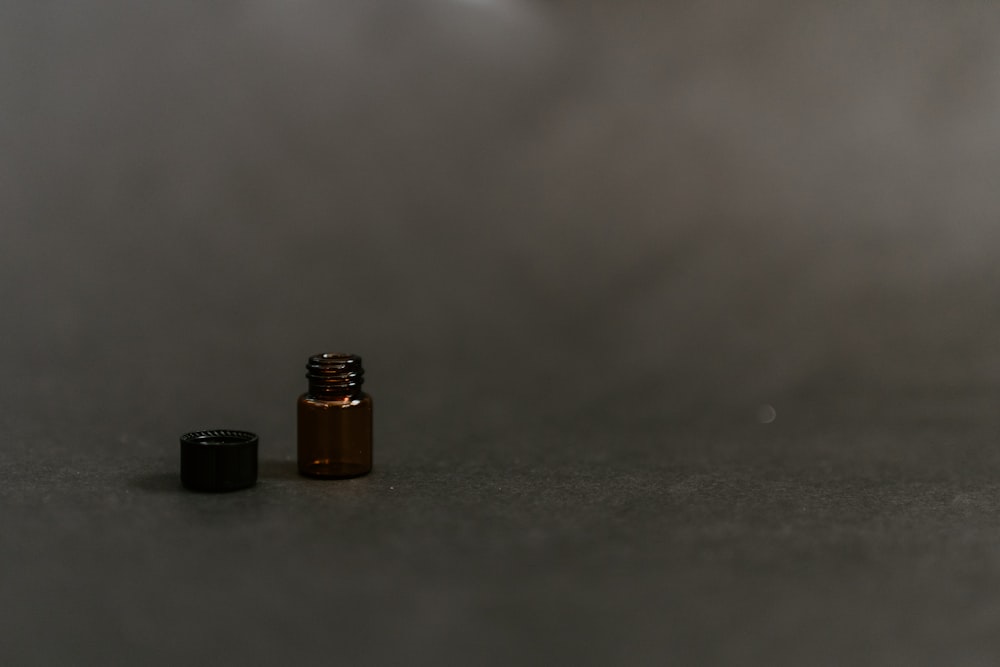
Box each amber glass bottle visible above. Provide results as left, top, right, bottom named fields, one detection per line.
left=297, top=353, right=373, bottom=478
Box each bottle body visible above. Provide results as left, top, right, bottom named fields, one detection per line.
left=297, top=391, right=373, bottom=478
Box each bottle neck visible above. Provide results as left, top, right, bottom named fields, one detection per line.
left=306, top=353, right=364, bottom=401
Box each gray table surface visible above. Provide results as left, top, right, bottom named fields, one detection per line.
left=5, top=2, right=1000, bottom=665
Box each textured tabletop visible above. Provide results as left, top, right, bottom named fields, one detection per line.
left=4, top=2, right=1000, bottom=665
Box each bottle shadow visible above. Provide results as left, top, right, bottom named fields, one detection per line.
left=259, top=459, right=300, bottom=481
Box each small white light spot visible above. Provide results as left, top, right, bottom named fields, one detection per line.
left=757, top=404, right=777, bottom=424
left=389, top=486, right=394, bottom=490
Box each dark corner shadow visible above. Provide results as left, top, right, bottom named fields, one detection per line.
left=128, top=460, right=299, bottom=493
left=130, top=472, right=183, bottom=493
left=128, top=460, right=300, bottom=493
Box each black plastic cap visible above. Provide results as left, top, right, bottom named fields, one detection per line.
left=180, top=430, right=258, bottom=492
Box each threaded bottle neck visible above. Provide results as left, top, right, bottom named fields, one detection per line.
left=306, top=353, right=364, bottom=400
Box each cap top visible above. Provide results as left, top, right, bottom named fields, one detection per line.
left=181, top=429, right=256, bottom=446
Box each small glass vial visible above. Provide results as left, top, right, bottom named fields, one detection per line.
left=297, top=353, right=373, bottom=478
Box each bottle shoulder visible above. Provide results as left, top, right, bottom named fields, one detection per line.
left=298, top=392, right=372, bottom=408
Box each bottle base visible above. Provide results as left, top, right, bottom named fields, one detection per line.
left=298, top=460, right=372, bottom=479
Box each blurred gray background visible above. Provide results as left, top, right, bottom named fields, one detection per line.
left=4, top=1, right=1000, bottom=665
